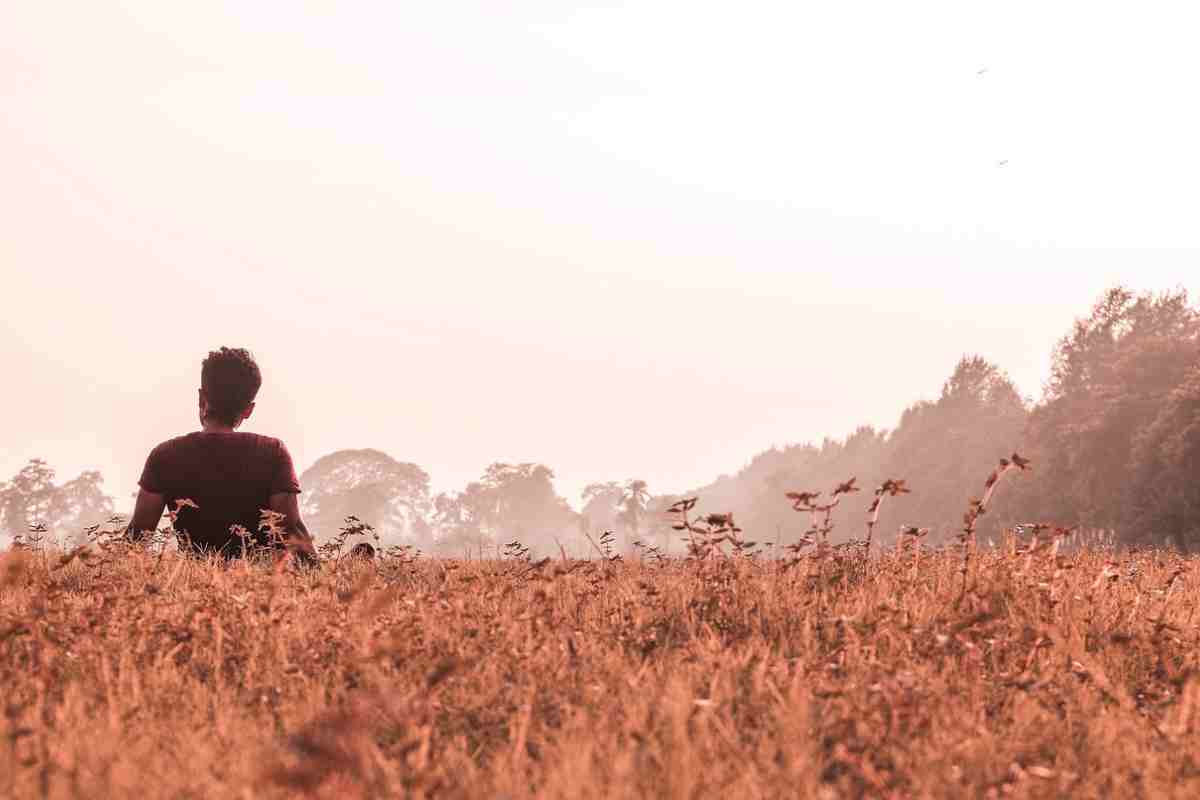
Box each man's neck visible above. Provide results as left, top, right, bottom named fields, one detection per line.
left=201, top=421, right=238, bottom=433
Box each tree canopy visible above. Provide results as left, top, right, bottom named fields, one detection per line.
left=299, top=449, right=432, bottom=546
left=1014, top=288, right=1200, bottom=538
left=433, top=462, right=576, bottom=557
left=0, top=459, right=113, bottom=544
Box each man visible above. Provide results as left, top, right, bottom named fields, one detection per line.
left=125, top=347, right=316, bottom=563
left=348, top=542, right=376, bottom=560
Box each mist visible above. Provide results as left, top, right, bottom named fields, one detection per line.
left=4, top=3, right=1200, bottom=551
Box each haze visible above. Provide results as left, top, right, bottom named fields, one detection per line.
left=3, top=1, right=1197, bottom=508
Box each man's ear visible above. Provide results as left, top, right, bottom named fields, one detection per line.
left=241, top=402, right=256, bottom=424
left=198, top=389, right=208, bottom=412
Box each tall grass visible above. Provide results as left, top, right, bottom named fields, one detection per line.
left=1, top=459, right=1199, bottom=798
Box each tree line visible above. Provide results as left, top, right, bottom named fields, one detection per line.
left=3, top=286, right=1198, bottom=553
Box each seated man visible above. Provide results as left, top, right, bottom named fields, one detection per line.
left=125, top=347, right=316, bottom=563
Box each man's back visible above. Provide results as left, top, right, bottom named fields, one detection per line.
left=139, top=431, right=301, bottom=554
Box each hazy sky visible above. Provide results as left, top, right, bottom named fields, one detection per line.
left=3, top=1, right=1197, bottom=511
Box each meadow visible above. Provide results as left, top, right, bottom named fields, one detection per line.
left=2, top=510, right=1198, bottom=800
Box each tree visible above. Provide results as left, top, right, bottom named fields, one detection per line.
left=0, top=459, right=114, bottom=544
left=481, top=463, right=577, bottom=556
left=580, top=481, right=622, bottom=546
left=1123, top=364, right=1200, bottom=548
left=49, top=470, right=114, bottom=538
left=431, top=482, right=495, bottom=557
left=643, top=493, right=683, bottom=554
left=1018, top=287, right=1199, bottom=533
left=0, top=459, right=56, bottom=538
left=669, top=356, right=1027, bottom=551
left=619, top=479, right=651, bottom=550
left=882, top=355, right=1028, bottom=543
left=675, top=426, right=890, bottom=551
left=299, top=449, right=432, bottom=546
left=432, top=463, right=576, bottom=557
left=578, top=479, right=653, bottom=554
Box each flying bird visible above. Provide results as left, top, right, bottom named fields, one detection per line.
left=976, top=67, right=989, bottom=77
left=996, top=159, right=1009, bottom=167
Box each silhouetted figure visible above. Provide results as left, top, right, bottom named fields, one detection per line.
left=125, top=347, right=317, bottom=564
left=349, top=542, right=376, bottom=560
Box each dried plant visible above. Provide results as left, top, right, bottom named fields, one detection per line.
left=2, top=450, right=1199, bottom=800
left=957, top=453, right=1030, bottom=600
left=631, top=539, right=666, bottom=564
left=318, top=515, right=381, bottom=564
left=666, top=500, right=757, bottom=560
left=865, top=478, right=910, bottom=553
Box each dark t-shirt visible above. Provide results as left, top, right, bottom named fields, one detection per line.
left=138, top=431, right=301, bottom=555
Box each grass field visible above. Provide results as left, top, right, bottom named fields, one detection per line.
left=2, top=529, right=1199, bottom=800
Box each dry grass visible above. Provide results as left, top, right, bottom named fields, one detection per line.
left=3, top=529, right=1200, bottom=800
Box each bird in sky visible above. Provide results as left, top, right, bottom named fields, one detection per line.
left=977, top=67, right=989, bottom=77
left=996, top=159, right=1009, bottom=167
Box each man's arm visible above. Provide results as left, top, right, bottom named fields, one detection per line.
left=126, top=488, right=167, bottom=542
left=268, top=491, right=318, bottom=564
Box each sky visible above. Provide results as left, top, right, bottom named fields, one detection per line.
left=2, top=1, right=1198, bottom=512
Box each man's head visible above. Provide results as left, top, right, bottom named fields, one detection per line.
left=349, top=542, right=376, bottom=560
left=199, top=347, right=262, bottom=428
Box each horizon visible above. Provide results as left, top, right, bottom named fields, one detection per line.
left=0, top=301, right=1183, bottom=515
left=4, top=2, right=1198, bottom=511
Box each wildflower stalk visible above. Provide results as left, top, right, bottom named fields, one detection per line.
left=865, top=479, right=910, bottom=555
left=958, top=453, right=1030, bottom=602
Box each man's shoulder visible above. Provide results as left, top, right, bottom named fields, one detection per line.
left=150, top=432, right=288, bottom=456
left=149, top=433, right=198, bottom=456
left=233, top=432, right=293, bottom=461
left=247, top=432, right=289, bottom=452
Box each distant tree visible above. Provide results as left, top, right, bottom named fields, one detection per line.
left=580, top=482, right=621, bottom=531
left=49, top=470, right=114, bottom=537
left=734, top=444, right=825, bottom=549
left=577, top=479, right=653, bottom=554
left=480, top=463, right=576, bottom=556
left=673, top=356, right=1027, bottom=551
left=679, top=428, right=889, bottom=551
left=580, top=481, right=623, bottom=548
left=1123, top=364, right=1200, bottom=548
left=0, top=459, right=56, bottom=538
left=0, top=459, right=113, bottom=544
left=619, top=479, right=651, bottom=551
left=431, top=482, right=493, bottom=557
left=643, top=493, right=682, bottom=554
left=299, top=449, right=432, bottom=546
left=883, top=355, right=1028, bottom=543
left=430, top=463, right=575, bottom=557
left=1018, top=287, right=1199, bottom=534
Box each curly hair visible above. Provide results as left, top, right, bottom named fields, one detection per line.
left=200, top=347, right=262, bottom=426
left=349, top=542, right=376, bottom=560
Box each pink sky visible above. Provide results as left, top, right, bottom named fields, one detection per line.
left=3, top=2, right=1198, bottom=510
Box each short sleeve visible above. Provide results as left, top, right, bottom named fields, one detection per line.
left=138, top=444, right=167, bottom=494
left=271, top=440, right=302, bottom=494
